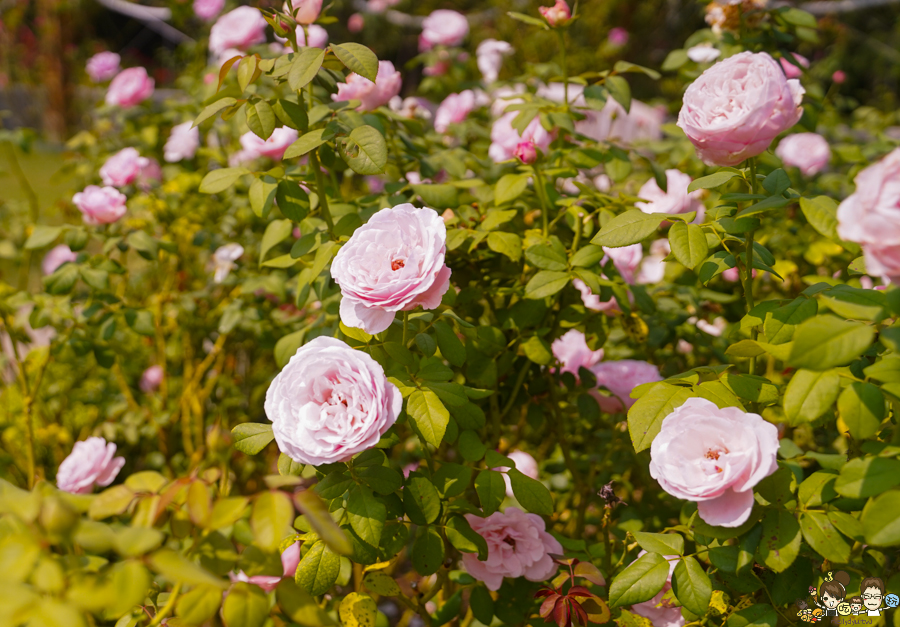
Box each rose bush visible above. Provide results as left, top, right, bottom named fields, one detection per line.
left=2, top=2, right=900, bottom=627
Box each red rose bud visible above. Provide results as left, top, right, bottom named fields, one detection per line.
left=515, top=140, right=538, bottom=164
left=539, top=0, right=571, bottom=26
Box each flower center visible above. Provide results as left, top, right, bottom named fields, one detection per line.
left=391, top=258, right=405, bottom=271
left=502, top=536, right=516, bottom=548
left=704, top=446, right=728, bottom=460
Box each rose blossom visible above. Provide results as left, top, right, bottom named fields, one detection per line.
left=539, top=0, right=571, bottom=26
left=573, top=278, right=620, bottom=314
left=604, top=244, right=643, bottom=285
left=137, top=159, right=162, bottom=190
left=42, top=245, right=77, bottom=275
left=331, top=204, right=451, bottom=334
left=677, top=51, right=805, bottom=166
left=779, top=54, right=809, bottom=79
left=209, top=6, right=268, bottom=56
left=348, top=13, right=365, bottom=33
left=649, top=397, right=778, bottom=527
left=193, top=0, right=225, bottom=21
left=696, top=317, right=727, bottom=337
left=105, top=67, right=154, bottom=108
left=832, top=70, right=846, bottom=84
left=212, top=243, right=244, bottom=283
left=100, top=148, right=149, bottom=187
left=462, top=507, right=562, bottom=591
left=636, top=239, right=671, bottom=285
left=489, top=112, right=554, bottom=162
left=775, top=133, right=831, bottom=176
left=515, top=140, right=537, bottom=164
left=237, top=127, right=299, bottom=161
left=608, top=27, right=629, bottom=46
left=836, top=148, right=900, bottom=281
left=140, top=365, right=164, bottom=393
left=551, top=329, right=604, bottom=378
left=419, top=10, right=469, bottom=52
left=86, top=52, right=120, bottom=82
left=687, top=44, right=720, bottom=64
left=333, top=61, right=402, bottom=112
left=434, top=90, right=481, bottom=133
left=265, top=336, right=402, bottom=465
left=164, top=122, right=201, bottom=162
left=590, top=360, right=662, bottom=413
left=476, top=39, right=513, bottom=84
left=631, top=551, right=685, bottom=627
left=494, top=451, right=540, bottom=498
left=287, top=0, right=323, bottom=24
left=72, top=186, right=127, bottom=225
left=636, top=169, right=704, bottom=221
left=274, top=24, right=328, bottom=50
left=56, top=437, right=126, bottom=494
left=230, top=542, right=302, bottom=592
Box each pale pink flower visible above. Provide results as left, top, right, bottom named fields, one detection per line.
left=837, top=148, right=900, bottom=282
left=333, top=60, right=402, bottom=112
left=419, top=10, right=469, bottom=52
left=72, top=186, right=127, bottom=225
left=275, top=24, right=328, bottom=50
left=164, top=122, right=200, bottom=163
left=636, top=170, right=704, bottom=223
left=539, top=0, right=571, bottom=26
left=57, top=437, right=126, bottom=494
left=573, top=278, right=620, bottom=314
left=687, top=44, right=720, bottom=63
left=42, top=245, right=77, bottom=275
left=631, top=551, right=686, bottom=627
left=676, top=339, right=694, bottom=355
left=775, top=133, right=830, bottom=176
left=489, top=112, right=554, bottom=162
left=649, top=397, right=779, bottom=527
left=367, top=0, right=400, bottom=12
left=287, top=0, right=323, bottom=24
left=209, top=6, right=268, bottom=56
left=348, top=13, right=365, bottom=33
left=696, top=317, right=727, bottom=337
left=495, top=451, right=539, bottom=498
left=237, top=127, right=299, bottom=161
left=105, top=67, right=154, bottom=108
left=230, top=542, right=302, bottom=592
left=139, top=365, right=164, bottom=393
left=476, top=39, right=513, bottom=84
left=212, top=243, right=244, bottom=283
left=515, top=140, right=537, bottom=164
left=389, top=96, right=433, bottom=120
left=677, top=52, right=804, bottom=166
left=265, top=337, right=402, bottom=465
left=636, top=240, right=670, bottom=285
left=137, top=159, right=162, bottom=190
left=331, top=204, right=451, bottom=334
left=100, top=148, right=149, bottom=187
left=722, top=267, right=740, bottom=282
left=462, top=507, right=562, bottom=591
left=86, top=52, right=120, bottom=82
left=591, top=360, right=662, bottom=413
left=193, top=0, right=225, bottom=21
left=608, top=27, right=629, bottom=46
left=551, top=329, right=604, bottom=378
left=779, top=54, right=809, bottom=79
left=604, top=244, right=643, bottom=284
left=832, top=70, right=846, bottom=84
left=434, top=90, right=480, bottom=133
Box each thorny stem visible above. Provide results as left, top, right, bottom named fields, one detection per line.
left=403, top=310, right=410, bottom=347
left=558, top=29, right=569, bottom=109
left=498, top=360, right=531, bottom=421
left=310, top=149, right=335, bottom=233
left=745, top=158, right=758, bottom=375
left=533, top=167, right=551, bottom=238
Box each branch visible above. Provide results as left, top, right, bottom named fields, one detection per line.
left=788, top=0, right=900, bottom=14
left=94, top=0, right=194, bottom=44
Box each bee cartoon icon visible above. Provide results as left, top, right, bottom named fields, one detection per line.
left=815, top=571, right=851, bottom=618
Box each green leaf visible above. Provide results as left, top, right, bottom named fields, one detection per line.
left=521, top=336, right=552, bottom=365
left=294, top=490, right=353, bottom=555
left=525, top=245, right=567, bottom=271
left=237, top=55, right=259, bottom=92
left=403, top=473, right=441, bottom=525
left=289, top=47, right=326, bottom=91
left=407, top=390, right=450, bottom=448
left=363, top=571, right=402, bottom=597
left=782, top=369, right=840, bottom=426
left=278, top=453, right=304, bottom=477
left=726, top=604, right=777, bottom=627
left=200, top=167, right=246, bottom=194
left=524, top=271, right=570, bottom=299
left=411, top=527, right=445, bottom=576
left=284, top=128, right=335, bottom=160
left=330, top=43, right=379, bottom=82
left=307, top=240, right=339, bottom=283
left=247, top=100, right=276, bottom=140
left=798, top=471, right=837, bottom=507
left=608, top=552, right=669, bottom=607
left=838, top=382, right=884, bottom=440
left=176, top=584, right=222, bottom=625
left=632, top=531, right=684, bottom=556
left=788, top=315, right=874, bottom=370
left=799, top=196, right=839, bottom=240
left=469, top=586, right=495, bottom=625
left=755, top=510, right=801, bottom=572
left=570, top=244, right=606, bottom=267
left=276, top=181, right=310, bottom=222
left=346, top=485, right=386, bottom=548
left=508, top=469, right=553, bottom=515
left=295, top=541, right=341, bottom=596
left=605, top=75, right=631, bottom=113
left=494, top=173, right=529, bottom=205
left=195, top=97, right=237, bottom=127
left=343, top=125, right=387, bottom=175
left=861, top=490, right=900, bottom=546
left=259, top=219, right=293, bottom=267
left=762, top=168, right=791, bottom=195
left=736, top=195, right=791, bottom=218
left=250, top=491, right=294, bottom=552
left=273, top=99, right=308, bottom=131
left=232, top=423, right=275, bottom=455
left=274, top=329, right=306, bottom=369
left=672, top=557, right=711, bottom=616
left=668, top=221, right=708, bottom=270
left=340, top=592, right=378, bottom=627
left=506, top=10, right=549, bottom=28
left=222, top=583, right=268, bottom=627
left=591, top=211, right=666, bottom=247
left=25, top=226, right=63, bottom=249
left=358, top=465, right=402, bottom=495
left=434, top=322, right=466, bottom=367
left=487, top=232, right=523, bottom=262
left=432, top=463, right=473, bottom=499
left=445, top=515, right=489, bottom=559
left=834, top=456, right=900, bottom=498
left=627, top=383, right=694, bottom=452
left=764, top=297, right=817, bottom=345
left=687, top=171, right=740, bottom=193
left=209, top=497, right=249, bottom=531
left=475, top=470, right=505, bottom=515
left=149, top=549, right=227, bottom=588
left=413, top=184, right=459, bottom=209
left=249, top=175, right=278, bottom=218
left=798, top=511, right=851, bottom=563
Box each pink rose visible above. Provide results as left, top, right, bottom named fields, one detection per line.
left=42, top=245, right=77, bottom=275
left=775, top=132, right=830, bottom=176
left=489, top=112, right=554, bottom=163
left=686, top=44, right=720, bottom=64
left=476, top=39, right=512, bottom=84
left=332, top=204, right=451, bottom=334
left=636, top=239, right=671, bottom=285
left=515, top=140, right=537, bottom=164
left=636, top=170, right=704, bottom=220
left=676, top=339, right=693, bottom=355
left=238, top=127, right=299, bottom=161
left=677, top=51, right=805, bottom=166
left=86, top=51, right=120, bottom=82
left=348, top=13, right=365, bottom=33
left=832, top=70, right=846, bottom=84
left=72, top=186, right=127, bottom=225
left=100, top=147, right=149, bottom=187
left=333, top=60, right=402, bottom=112
left=164, top=122, right=200, bottom=162
left=604, top=243, right=643, bottom=285
left=552, top=329, right=604, bottom=378
left=212, top=243, right=244, bottom=283
left=56, top=436, right=126, bottom=494
left=209, top=6, right=268, bottom=56
left=298, top=24, right=328, bottom=47
left=696, top=317, right=727, bottom=337
left=368, top=0, right=400, bottom=12
left=608, top=27, right=629, bottom=46
left=495, top=451, right=539, bottom=498
left=140, top=365, right=164, bottom=393
left=193, top=0, right=225, bottom=21
left=419, top=10, right=469, bottom=52
left=590, top=360, right=662, bottom=413
left=289, top=0, right=323, bottom=25
left=137, top=158, right=162, bottom=190
left=434, top=90, right=481, bottom=133
left=539, top=0, right=571, bottom=26
left=631, top=551, right=685, bottom=627
left=573, top=278, right=620, bottom=314
left=230, top=542, right=302, bottom=592
left=462, top=507, right=562, bottom=591
left=264, top=336, right=402, bottom=465
left=837, top=148, right=900, bottom=281
left=649, top=397, right=779, bottom=527
left=779, top=54, right=809, bottom=79
left=105, top=67, right=154, bottom=108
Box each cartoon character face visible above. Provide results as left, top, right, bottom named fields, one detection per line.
left=821, top=592, right=839, bottom=609
left=850, top=603, right=862, bottom=613
left=863, top=587, right=883, bottom=611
